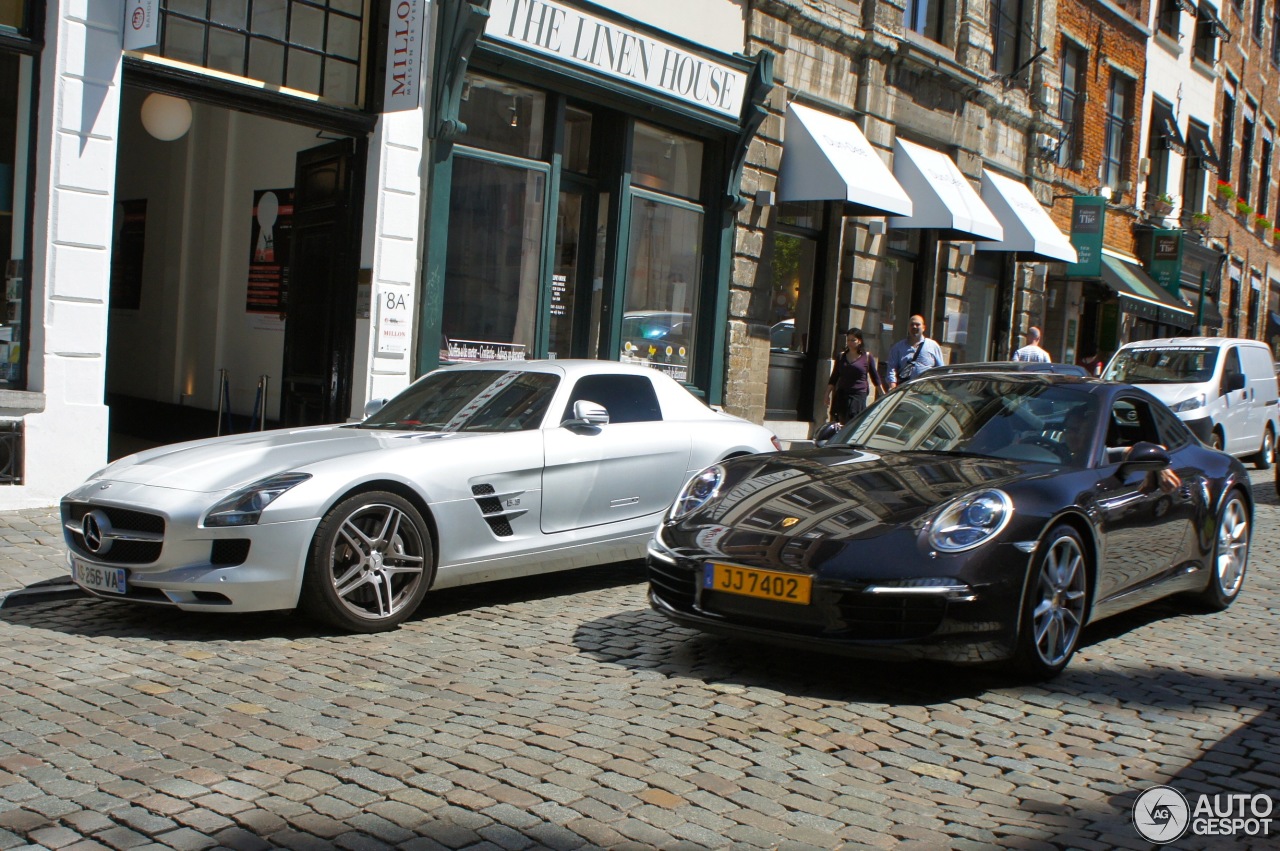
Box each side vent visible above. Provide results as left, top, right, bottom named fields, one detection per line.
left=470, top=483, right=528, bottom=537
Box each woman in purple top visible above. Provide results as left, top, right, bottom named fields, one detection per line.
left=825, top=328, right=885, bottom=423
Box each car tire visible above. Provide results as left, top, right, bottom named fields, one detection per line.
left=1253, top=426, right=1274, bottom=470
left=299, top=491, right=433, bottom=633
left=1012, top=525, right=1089, bottom=681
left=1195, top=489, right=1249, bottom=612
left=1209, top=429, right=1225, bottom=452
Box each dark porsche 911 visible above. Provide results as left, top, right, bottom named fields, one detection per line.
left=647, top=373, right=1253, bottom=679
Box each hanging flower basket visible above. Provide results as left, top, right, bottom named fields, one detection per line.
left=1217, top=181, right=1236, bottom=200
left=1236, top=199, right=1254, bottom=216
left=1255, top=215, right=1273, bottom=231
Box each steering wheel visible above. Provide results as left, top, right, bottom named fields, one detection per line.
left=1017, top=434, right=1072, bottom=464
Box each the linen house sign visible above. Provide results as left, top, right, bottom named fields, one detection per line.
left=485, top=0, right=748, bottom=119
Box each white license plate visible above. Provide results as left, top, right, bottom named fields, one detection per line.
left=72, top=557, right=127, bottom=595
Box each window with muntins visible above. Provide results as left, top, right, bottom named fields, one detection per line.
left=1103, top=75, right=1133, bottom=193
left=1194, top=3, right=1221, bottom=64
left=990, top=0, right=1026, bottom=79
left=1240, top=106, right=1256, bottom=205
left=904, top=0, right=946, bottom=43
left=1259, top=131, right=1273, bottom=218
left=1157, top=0, right=1182, bottom=37
left=1220, top=87, right=1236, bottom=183
left=146, top=0, right=367, bottom=108
left=1058, top=43, right=1085, bottom=167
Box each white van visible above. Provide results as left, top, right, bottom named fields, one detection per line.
left=1104, top=337, right=1279, bottom=467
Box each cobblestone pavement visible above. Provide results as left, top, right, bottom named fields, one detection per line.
left=1, top=471, right=1278, bottom=850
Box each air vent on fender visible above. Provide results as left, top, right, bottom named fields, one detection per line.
left=470, top=483, right=528, bottom=538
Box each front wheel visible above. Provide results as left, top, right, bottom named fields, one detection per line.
left=1195, top=490, right=1249, bottom=611
left=1209, top=430, right=1224, bottom=452
left=299, top=491, right=432, bottom=632
left=1253, top=426, right=1274, bottom=470
left=1012, top=526, right=1090, bottom=681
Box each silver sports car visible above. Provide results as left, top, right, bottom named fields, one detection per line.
left=62, top=360, right=780, bottom=632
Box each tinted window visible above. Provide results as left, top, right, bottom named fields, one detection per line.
left=362, top=370, right=559, bottom=432
left=1105, top=346, right=1218, bottom=383
left=565, top=375, right=662, bottom=424
left=1221, top=346, right=1243, bottom=393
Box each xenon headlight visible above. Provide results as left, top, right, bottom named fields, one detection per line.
left=928, top=489, right=1013, bottom=552
left=670, top=465, right=725, bottom=520
left=204, top=473, right=312, bottom=527
left=1170, top=394, right=1206, bottom=413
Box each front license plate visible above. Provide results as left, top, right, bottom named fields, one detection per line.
left=71, top=557, right=127, bottom=595
left=703, top=563, right=811, bottom=605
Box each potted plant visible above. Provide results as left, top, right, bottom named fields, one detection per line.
left=1217, top=180, right=1236, bottom=201
left=1273, top=226, right=1280, bottom=243
left=1256, top=215, right=1273, bottom=231
left=1236, top=199, right=1254, bottom=216
left=1191, top=211, right=1213, bottom=228
left=1151, top=192, right=1175, bottom=215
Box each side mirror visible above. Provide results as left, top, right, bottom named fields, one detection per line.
left=563, top=400, right=609, bottom=428
left=363, top=398, right=388, bottom=419
left=1224, top=372, right=1246, bottom=392
left=813, top=421, right=842, bottom=447
left=1118, top=441, right=1171, bottom=475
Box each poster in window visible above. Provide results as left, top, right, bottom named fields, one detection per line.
left=246, top=188, right=294, bottom=319
left=110, top=199, right=147, bottom=310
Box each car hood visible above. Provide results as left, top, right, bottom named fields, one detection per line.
left=93, top=425, right=470, bottom=493
left=1127, top=382, right=1199, bottom=407
left=678, top=446, right=1038, bottom=545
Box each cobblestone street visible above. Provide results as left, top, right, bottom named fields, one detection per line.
left=1, top=470, right=1277, bottom=849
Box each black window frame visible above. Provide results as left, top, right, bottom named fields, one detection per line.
left=1058, top=42, right=1086, bottom=168
left=990, top=0, right=1027, bottom=79
left=1220, top=85, right=1237, bottom=183
left=1259, top=129, right=1274, bottom=218
left=1103, top=74, right=1134, bottom=194
left=1254, top=0, right=1268, bottom=43
left=904, top=0, right=947, bottom=43
left=1240, top=104, right=1256, bottom=205
left=1194, top=3, right=1224, bottom=64
left=1157, top=0, right=1183, bottom=38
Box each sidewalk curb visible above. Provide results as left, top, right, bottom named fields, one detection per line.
left=0, top=576, right=86, bottom=609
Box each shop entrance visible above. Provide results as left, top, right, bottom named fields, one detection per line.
left=106, top=87, right=363, bottom=457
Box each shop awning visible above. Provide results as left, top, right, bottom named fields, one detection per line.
left=1185, top=124, right=1220, bottom=172
left=1101, top=253, right=1195, bottom=329
left=1150, top=101, right=1186, bottom=154
left=777, top=103, right=914, bottom=216
left=976, top=171, right=1078, bottom=262
left=889, top=139, right=1004, bottom=240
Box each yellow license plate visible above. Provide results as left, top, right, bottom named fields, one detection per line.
left=703, top=563, right=812, bottom=605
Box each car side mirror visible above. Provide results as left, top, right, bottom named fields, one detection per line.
left=363, top=398, right=388, bottom=419
left=813, top=421, right=842, bottom=447
left=563, top=400, right=609, bottom=428
left=1224, top=372, right=1246, bottom=392
left=1118, top=441, right=1171, bottom=475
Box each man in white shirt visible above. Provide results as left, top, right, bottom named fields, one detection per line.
left=1013, top=327, right=1051, bottom=363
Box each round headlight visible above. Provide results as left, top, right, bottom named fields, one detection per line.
left=928, top=489, right=1013, bottom=552
left=670, top=465, right=725, bottom=520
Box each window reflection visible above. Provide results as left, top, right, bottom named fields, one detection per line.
left=631, top=123, right=702, bottom=200
left=458, top=74, right=545, bottom=160
left=621, top=197, right=702, bottom=382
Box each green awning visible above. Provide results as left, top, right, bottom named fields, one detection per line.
left=1100, top=254, right=1195, bottom=329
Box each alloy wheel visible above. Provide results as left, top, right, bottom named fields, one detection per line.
left=1215, top=495, right=1249, bottom=599
left=1031, top=535, right=1088, bottom=667
left=328, top=502, right=427, bottom=621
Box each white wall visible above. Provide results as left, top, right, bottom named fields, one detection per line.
left=111, top=91, right=320, bottom=422
left=605, top=0, right=745, bottom=55
left=9, top=1, right=120, bottom=507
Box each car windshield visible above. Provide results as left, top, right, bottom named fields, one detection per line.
left=1104, top=346, right=1218, bottom=384
left=838, top=377, right=1100, bottom=466
left=359, top=369, right=560, bottom=432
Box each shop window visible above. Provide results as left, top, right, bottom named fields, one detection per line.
left=620, top=194, right=703, bottom=383
left=458, top=75, right=545, bottom=161
left=563, top=107, right=592, bottom=175
left=441, top=156, right=546, bottom=361
left=630, top=123, right=702, bottom=202
left=944, top=254, right=999, bottom=363
left=759, top=206, right=820, bottom=354
left=0, top=51, right=31, bottom=389
left=149, top=0, right=366, bottom=107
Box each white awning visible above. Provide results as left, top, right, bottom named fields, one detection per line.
left=777, top=103, right=913, bottom=216
left=976, top=171, right=1078, bottom=262
left=889, top=139, right=1003, bottom=240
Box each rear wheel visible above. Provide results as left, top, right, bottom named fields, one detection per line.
left=299, top=491, right=432, bottom=632
left=1012, top=526, right=1089, bottom=681
left=1253, top=426, right=1274, bottom=470
left=1196, top=490, right=1249, bottom=611
left=1209, top=429, right=1224, bottom=452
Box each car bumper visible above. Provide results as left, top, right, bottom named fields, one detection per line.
left=646, top=544, right=1024, bottom=664
left=62, top=487, right=316, bottom=613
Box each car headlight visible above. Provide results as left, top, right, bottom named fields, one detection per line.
left=928, top=489, right=1013, bottom=552
left=204, top=473, right=312, bottom=527
left=670, top=465, right=725, bottom=520
left=1170, top=394, right=1206, bottom=413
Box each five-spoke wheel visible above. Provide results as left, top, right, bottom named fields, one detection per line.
left=300, top=491, right=432, bottom=632
left=1197, top=489, right=1249, bottom=611
left=1014, top=525, right=1089, bottom=680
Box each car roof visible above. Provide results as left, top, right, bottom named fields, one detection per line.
left=1117, top=336, right=1268, bottom=349
left=915, top=361, right=1089, bottom=377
